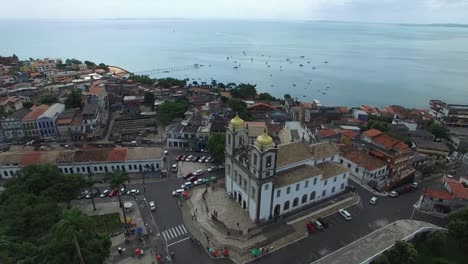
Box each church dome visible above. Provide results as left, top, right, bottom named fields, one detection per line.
left=229, top=114, right=244, bottom=129
left=256, top=131, right=273, bottom=146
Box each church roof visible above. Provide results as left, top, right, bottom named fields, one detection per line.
left=315, top=161, right=348, bottom=180
left=275, top=164, right=322, bottom=187
left=276, top=141, right=312, bottom=168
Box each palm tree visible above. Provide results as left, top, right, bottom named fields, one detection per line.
left=106, top=169, right=130, bottom=232
left=85, top=175, right=97, bottom=211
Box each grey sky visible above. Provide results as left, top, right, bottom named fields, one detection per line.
left=2, top=0, right=468, bottom=23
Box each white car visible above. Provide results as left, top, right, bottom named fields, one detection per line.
left=100, top=189, right=109, bottom=198
left=164, top=150, right=168, bottom=155
left=389, top=191, right=398, bottom=198
left=199, top=156, right=206, bottom=163
left=181, top=182, right=193, bottom=189
left=149, top=201, right=156, bottom=211
left=370, top=197, right=377, bottom=205
left=207, top=166, right=217, bottom=172
left=172, top=189, right=185, bottom=196
left=193, top=169, right=204, bottom=176
left=130, top=189, right=140, bottom=195
left=194, top=178, right=205, bottom=186
left=186, top=155, right=193, bottom=161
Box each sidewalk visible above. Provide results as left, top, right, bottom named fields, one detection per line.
left=312, top=220, right=444, bottom=264
left=181, top=182, right=360, bottom=264
left=348, top=174, right=388, bottom=197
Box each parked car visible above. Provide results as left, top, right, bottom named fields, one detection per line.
left=130, top=189, right=140, bottom=195
left=180, top=155, right=188, bottom=161
left=183, top=172, right=194, bottom=179
left=199, top=156, right=206, bottom=163
left=176, top=155, right=183, bottom=162
left=186, top=155, right=194, bottom=161
left=339, top=209, right=352, bottom=220
left=206, top=157, right=214, bottom=163
left=120, top=187, right=126, bottom=193
left=306, top=222, right=316, bottom=234
left=192, top=156, right=200, bottom=162
left=317, top=218, right=329, bottom=228
left=345, top=185, right=356, bottom=192
left=411, top=182, right=419, bottom=189
left=164, top=150, right=168, bottom=155
left=108, top=189, right=119, bottom=197
left=181, top=182, right=193, bottom=189
left=188, top=176, right=198, bottom=182
left=207, top=166, right=217, bottom=172
left=194, top=178, right=205, bottom=186
left=370, top=197, right=378, bottom=205
left=312, top=219, right=324, bottom=230
left=172, top=189, right=185, bottom=196
left=193, top=169, right=204, bottom=176
left=149, top=201, right=156, bottom=211
left=100, top=189, right=110, bottom=198
left=389, top=191, right=399, bottom=198
left=218, top=164, right=225, bottom=169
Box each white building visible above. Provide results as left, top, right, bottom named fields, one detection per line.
left=339, top=146, right=388, bottom=186
left=225, top=115, right=349, bottom=222
left=0, top=147, right=164, bottom=180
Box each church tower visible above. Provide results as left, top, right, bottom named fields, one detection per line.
left=225, top=114, right=248, bottom=194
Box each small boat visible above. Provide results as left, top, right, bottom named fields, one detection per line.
left=322, top=92, right=326, bottom=95
left=164, top=70, right=169, bottom=73
left=227, top=57, right=229, bottom=60
left=312, top=67, right=316, bottom=69
left=233, top=66, right=239, bottom=69
left=286, top=58, right=290, bottom=61
left=303, top=95, right=306, bottom=97
left=270, top=74, right=272, bottom=76
left=324, top=61, right=328, bottom=63
left=300, top=56, right=305, bottom=58
left=299, top=64, right=303, bottom=67
left=261, top=54, right=265, bottom=57
left=307, top=61, right=310, bottom=64
left=268, top=65, right=270, bottom=67
left=293, top=84, right=296, bottom=86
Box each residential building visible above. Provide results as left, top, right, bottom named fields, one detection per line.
left=0, top=97, right=23, bottom=112
left=413, top=138, right=450, bottom=163
left=361, top=129, right=415, bottom=189
left=429, top=99, right=468, bottom=128
left=36, top=103, right=65, bottom=139
left=166, top=110, right=211, bottom=149
left=392, top=119, right=417, bottom=132
left=352, top=109, right=368, bottom=122
left=0, top=108, right=30, bottom=141
left=56, top=109, right=80, bottom=141
left=247, top=102, right=276, bottom=120
left=21, top=105, right=49, bottom=139
left=339, top=146, right=388, bottom=187
left=447, top=127, right=468, bottom=152
left=50, top=71, right=76, bottom=83
left=224, top=115, right=348, bottom=222
left=0, top=147, right=164, bottom=180
left=420, top=176, right=468, bottom=215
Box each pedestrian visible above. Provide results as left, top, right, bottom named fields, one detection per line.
left=195, top=208, right=198, bottom=214
left=118, top=247, right=122, bottom=255
left=171, top=251, right=175, bottom=260
left=236, top=222, right=239, bottom=228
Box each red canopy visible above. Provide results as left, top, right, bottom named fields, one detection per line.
left=211, top=249, right=218, bottom=256
left=222, top=248, right=229, bottom=256
left=135, top=248, right=142, bottom=255
left=156, top=254, right=162, bottom=260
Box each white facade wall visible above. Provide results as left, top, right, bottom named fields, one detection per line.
left=259, top=182, right=273, bottom=220
left=272, top=171, right=348, bottom=216
left=339, top=156, right=388, bottom=184
left=0, top=159, right=164, bottom=180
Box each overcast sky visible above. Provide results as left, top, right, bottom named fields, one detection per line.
left=2, top=0, right=468, bottom=23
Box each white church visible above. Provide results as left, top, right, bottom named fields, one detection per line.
left=225, top=115, right=350, bottom=222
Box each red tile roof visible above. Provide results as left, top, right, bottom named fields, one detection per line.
left=341, top=147, right=387, bottom=171
left=370, top=149, right=386, bottom=158
left=247, top=102, right=276, bottom=110
left=341, top=130, right=359, bottom=139
left=362, top=129, right=382, bottom=138
left=21, top=152, right=42, bottom=165
left=337, top=107, right=349, bottom=113
left=424, top=189, right=452, bottom=200
left=373, top=133, right=409, bottom=150
left=446, top=178, right=468, bottom=200
left=319, top=129, right=339, bottom=138
left=56, top=118, right=73, bottom=125
left=22, top=104, right=49, bottom=122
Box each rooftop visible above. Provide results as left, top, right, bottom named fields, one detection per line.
left=424, top=189, right=452, bottom=201
left=445, top=177, right=468, bottom=200
left=340, top=146, right=387, bottom=171
left=21, top=104, right=49, bottom=122
left=7, top=107, right=30, bottom=120
left=82, top=102, right=98, bottom=116
left=414, top=138, right=450, bottom=152
left=275, top=164, right=322, bottom=187
left=310, top=141, right=339, bottom=161
left=39, top=103, right=65, bottom=119
left=277, top=141, right=313, bottom=168
left=315, top=161, right=348, bottom=180
left=362, top=129, right=383, bottom=138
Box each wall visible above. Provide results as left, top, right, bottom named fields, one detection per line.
left=339, top=156, right=388, bottom=184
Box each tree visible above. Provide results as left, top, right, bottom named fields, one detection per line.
left=157, top=97, right=189, bottom=124
left=97, top=63, right=109, bottom=71
left=446, top=208, right=468, bottom=249
left=22, top=101, right=34, bottom=109
left=84, top=60, right=97, bottom=69
left=226, top=99, right=252, bottom=120
left=211, top=79, right=217, bottom=88
left=257, top=92, right=277, bottom=101
left=192, top=81, right=199, bottom=86
left=144, top=92, right=155, bottom=108
left=230, top=83, right=257, bottom=99
left=374, top=253, right=391, bottom=264
left=44, top=173, right=86, bottom=208
left=426, top=121, right=449, bottom=140
left=39, top=93, right=59, bottom=105
left=105, top=169, right=130, bottom=231
left=156, top=77, right=187, bottom=88
left=64, top=89, right=82, bottom=109
left=284, top=94, right=292, bottom=99
left=218, top=82, right=226, bottom=89
left=128, top=74, right=154, bottom=86
left=85, top=176, right=97, bottom=211
left=207, top=134, right=226, bottom=162
left=426, top=230, right=447, bottom=256
left=387, top=240, right=418, bottom=264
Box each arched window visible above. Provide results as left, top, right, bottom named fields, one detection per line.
left=293, top=198, right=299, bottom=207
left=283, top=201, right=290, bottom=211
left=310, top=191, right=316, bottom=201
left=302, top=194, right=308, bottom=204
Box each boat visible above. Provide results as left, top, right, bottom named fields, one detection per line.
left=299, top=64, right=303, bottom=67
left=307, top=61, right=310, bottom=63
left=164, top=70, right=169, bottom=73
left=268, top=65, right=270, bottom=67
left=233, top=66, right=239, bottom=69
left=293, top=84, right=296, bottom=86
left=324, top=61, right=328, bottom=63
left=312, top=67, right=316, bottom=69
left=300, top=56, right=305, bottom=58
left=322, top=92, right=326, bottom=95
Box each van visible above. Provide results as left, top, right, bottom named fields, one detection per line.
left=339, top=209, right=352, bottom=220
left=172, top=164, right=178, bottom=173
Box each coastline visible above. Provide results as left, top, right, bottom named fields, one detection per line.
left=108, top=65, right=129, bottom=76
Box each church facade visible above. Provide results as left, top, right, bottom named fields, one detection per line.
left=224, top=115, right=349, bottom=222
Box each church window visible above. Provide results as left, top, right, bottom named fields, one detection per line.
left=295, top=183, right=300, bottom=191
left=283, top=201, right=290, bottom=210
left=266, top=156, right=272, bottom=168
left=305, top=180, right=309, bottom=188
left=313, top=178, right=317, bottom=185
left=286, top=187, right=290, bottom=194
left=228, top=134, right=231, bottom=145
left=264, top=184, right=269, bottom=190
left=293, top=198, right=299, bottom=207
left=276, top=190, right=281, bottom=198
left=253, top=154, right=258, bottom=167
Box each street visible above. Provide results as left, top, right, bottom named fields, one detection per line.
left=85, top=149, right=446, bottom=264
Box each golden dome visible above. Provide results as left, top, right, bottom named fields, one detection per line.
left=256, top=131, right=273, bottom=146
left=229, top=114, right=245, bottom=129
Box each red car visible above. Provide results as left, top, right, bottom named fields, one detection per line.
left=180, top=155, right=188, bottom=161
left=306, top=223, right=316, bottom=234
left=108, top=189, right=119, bottom=197
left=188, top=176, right=198, bottom=183
left=176, top=155, right=183, bottom=162
left=183, top=172, right=193, bottom=179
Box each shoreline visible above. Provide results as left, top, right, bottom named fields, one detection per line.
left=108, top=65, right=130, bottom=76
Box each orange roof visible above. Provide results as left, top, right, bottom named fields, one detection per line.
left=338, top=107, right=349, bottom=113
left=446, top=179, right=468, bottom=200
left=373, top=133, right=408, bottom=150
left=190, top=87, right=210, bottom=93
left=424, top=189, right=452, bottom=200
left=22, top=104, right=48, bottom=122
left=56, top=118, right=73, bottom=125
left=300, top=102, right=313, bottom=108
left=341, top=147, right=387, bottom=171
left=88, top=86, right=102, bottom=96
left=319, top=129, right=339, bottom=138
left=21, top=152, right=42, bottom=165
left=370, top=149, right=385, bottom=158
left=394, top=142, right=409, bottom=151
left=247, top=102, right=276, bottom=110
left=107, top=148, right=128, bottom=161
left=341, top=130, right=359, bottom=139
left=362, top=129, right=382, bottom=138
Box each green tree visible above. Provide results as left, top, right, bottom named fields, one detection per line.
left=85, top=176, right=97, bottom=211
left=374, top=253, right=391, bottom=264
left=44, top=173, right=86, bottom=208
left=105, top=169, right=130, bottom=230
left=156, top=77, right=187, bottom=88
left=144, top=92, right=155, bottom=108
left=257, top=92, right=277, bottom=101
left=211, top=79, right=218, bottom=88
left=128, top=74, right=154, bottom=86
left=157, top=97, right=189, bottom=124
left=39, top=93, right=59, bottom=105
left=22, top=101, right=34, bottom=109
left=388, top=240, right=418, bottom=264
left=97, top=63, right=109, bottom=71
left=84, top=60, right=97, bottom=69
left=284, top=94, right=292, bottom=99
left=426, top=121, right=449, bottom=140
left=64, top=89, right=82, bottom=109
left=226, top=99, right=252, bottom=120
left=65, top=58, right=82, bottom=65
left=446, top=208, right=468, bottom=249
left=207, top=134, right=226, bottom=162
left=426, top=230, right=447, bottom=256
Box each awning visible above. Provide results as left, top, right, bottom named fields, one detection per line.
left=251, top=248, right=260, bottom=257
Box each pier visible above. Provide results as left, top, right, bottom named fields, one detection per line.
left=133, top=64, right=203, bottom=76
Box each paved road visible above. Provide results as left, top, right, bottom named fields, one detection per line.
left=84, top=159, right=445, bottom=264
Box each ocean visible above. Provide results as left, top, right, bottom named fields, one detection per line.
left=1, top=19, right=468, bottom=108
